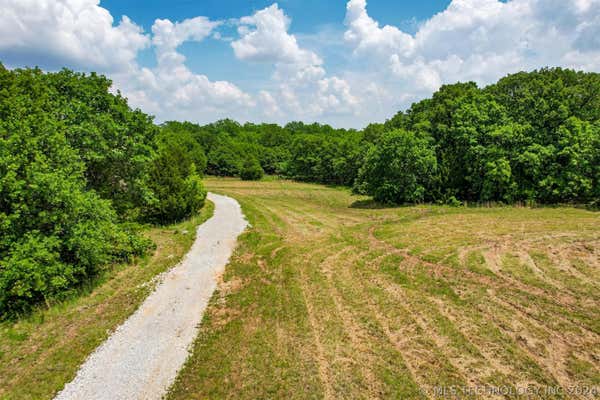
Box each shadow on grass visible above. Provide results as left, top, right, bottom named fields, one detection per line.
left=349, top=199, right=400, bottom=209
left=350, top=199, right=600, bottom=211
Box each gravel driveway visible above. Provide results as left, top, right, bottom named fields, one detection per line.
left=55, top=193, right=247, bottom=400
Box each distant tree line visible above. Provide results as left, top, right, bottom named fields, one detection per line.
left=0, top=64, right=207, bottom=317
left=163, top=68, right=599, bottom=205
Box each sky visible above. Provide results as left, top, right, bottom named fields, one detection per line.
left=0, top=0, right=599, bottom=128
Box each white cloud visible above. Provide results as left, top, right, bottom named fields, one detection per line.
left=231, top=4, right=322, bottom=66
left=1, top=0, right=599, bottom=128
left=316, top=77, right=359, bottom=114
left=0, top=0, right=253, bottom=123
left=344, top=0, right=600, bottom=99
left=344, top=0, right=414, bottom=58
left=152, top=16, right=220, bottom=67
left=0, top=0, right=149, bottom=72
left=115, top=16, right=253, bottom=122
left=231, top=4, right=360, bottom=123
left=258, top=90, right=282, bottom=117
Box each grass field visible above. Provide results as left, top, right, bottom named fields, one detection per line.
left=168, top=178, right=599, bottom=400
left=0, top=201, right=215, bottom=400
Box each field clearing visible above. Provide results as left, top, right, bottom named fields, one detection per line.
left=169, top=178, right=599, bottom=399
left=0, top=202, right=215, bottom=400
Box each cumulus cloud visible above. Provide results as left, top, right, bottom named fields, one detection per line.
left=232, top=3, right=326, bottom=86
left=1, top=0, right=599, bottom=127
left=152, top=17, right=220, bottom=67
left=232, top=3, right=322, bottom=66
left=344, top=0, right=600, bottom=98
left=344, top=0, right=414, bottom=58
left=0, top=0, right=253, bottom=123
left=116, top=16, right=253, bottom=122
left=232, top=4, right=360, bottom=122
left=0, top=0, right=149, bottom=72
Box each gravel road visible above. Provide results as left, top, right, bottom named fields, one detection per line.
left=55, top=193, right=247, bottom=400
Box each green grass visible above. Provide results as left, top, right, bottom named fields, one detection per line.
left=3, top=178, right=598, bottom=400
left=0, top=201, right=215, bottom=400
left=168, top=178, right=599, bottom=400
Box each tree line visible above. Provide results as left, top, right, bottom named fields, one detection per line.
left=1, top=65, right=598, bottom=317
left=163, top=67, right=599, bottom=205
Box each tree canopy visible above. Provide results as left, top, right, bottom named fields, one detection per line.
left=0, top=65, right=206, bottom=317
left=163, top=68, right=598, bottom=205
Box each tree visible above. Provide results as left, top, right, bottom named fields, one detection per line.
left=157, top=126, right=207, bottom=174
left=144, top=141, right=207, bottom=224
left=285, top=135, right=325, bottom=182
left=354, top=130, right=438, bottom=204
left=44, top=69, right=158, bottom=218
left=240, top=158, right=264, bottom=181
left=0, top=65, right=151, bottom=316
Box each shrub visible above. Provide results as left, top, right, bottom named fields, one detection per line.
left=445, top=196, right=463, bottom=207
left=354, top=130, right=438, bottom=204
left=240, top=158, right=264, bottom=181
left=0, top=161, right=152, bottom=317
left=144, top=142, right=207, bottom=224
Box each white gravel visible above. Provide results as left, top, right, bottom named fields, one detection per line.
left=55, top=193, right=247, bottom=400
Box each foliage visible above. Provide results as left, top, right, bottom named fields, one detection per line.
left=158, top=123, right=207, bottom=174
left=162, top=68, right=598, bottom=206
left=354, top=130, right=438, bottom=203
left=240, top=158, right=264, bottom=181
left=143, top=139, right=207, bottom=224
left=379, top=68, right=600, bottom=204
left=207, top=138, right=244, bottom=177
left=0, top=65, right=152, bottom=317
left=36, top=68, right=157, bottom=218
left=0, top=65, right=199, bottom=317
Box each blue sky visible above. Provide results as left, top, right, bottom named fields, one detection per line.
left=100, top=1, right=452, bottom=34
left=1, top=0, right=598, bottom=127
left=97, top=0, right=452, bottom=92
left=100, top=0, right=451, bottom=85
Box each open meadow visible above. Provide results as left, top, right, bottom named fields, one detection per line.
left=168, top=178, right=600, bottom=400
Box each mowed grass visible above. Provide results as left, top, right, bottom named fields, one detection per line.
left=0, top=201, right=215, bottom=400
left=168, top=178, right=599, bottom=400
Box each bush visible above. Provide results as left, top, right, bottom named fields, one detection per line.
left=354, top=130, right=438, bottom=204
left=144, top=142, right=207, bottom=224
left=0, top=162, right=152, bottom=317
left=240, top=158, right=264, bottom=181
left=445, top=196, right=463, bottom=207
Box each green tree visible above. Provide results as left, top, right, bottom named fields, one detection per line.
left=157, top=126, right=207, bottom=174
left=144, top=141, right=207, bottom=224
left=207, top=138, right=244, bottom=176
left=354, top=130, right=438, bottom=204
left=43, top=69, right=158, bottom=218
left=240, top=158, right=264, bottom=181
left=0, top=66, right=151, bottom=316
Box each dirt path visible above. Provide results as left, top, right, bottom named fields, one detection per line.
left=55, top=193, right=247, bottom=400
